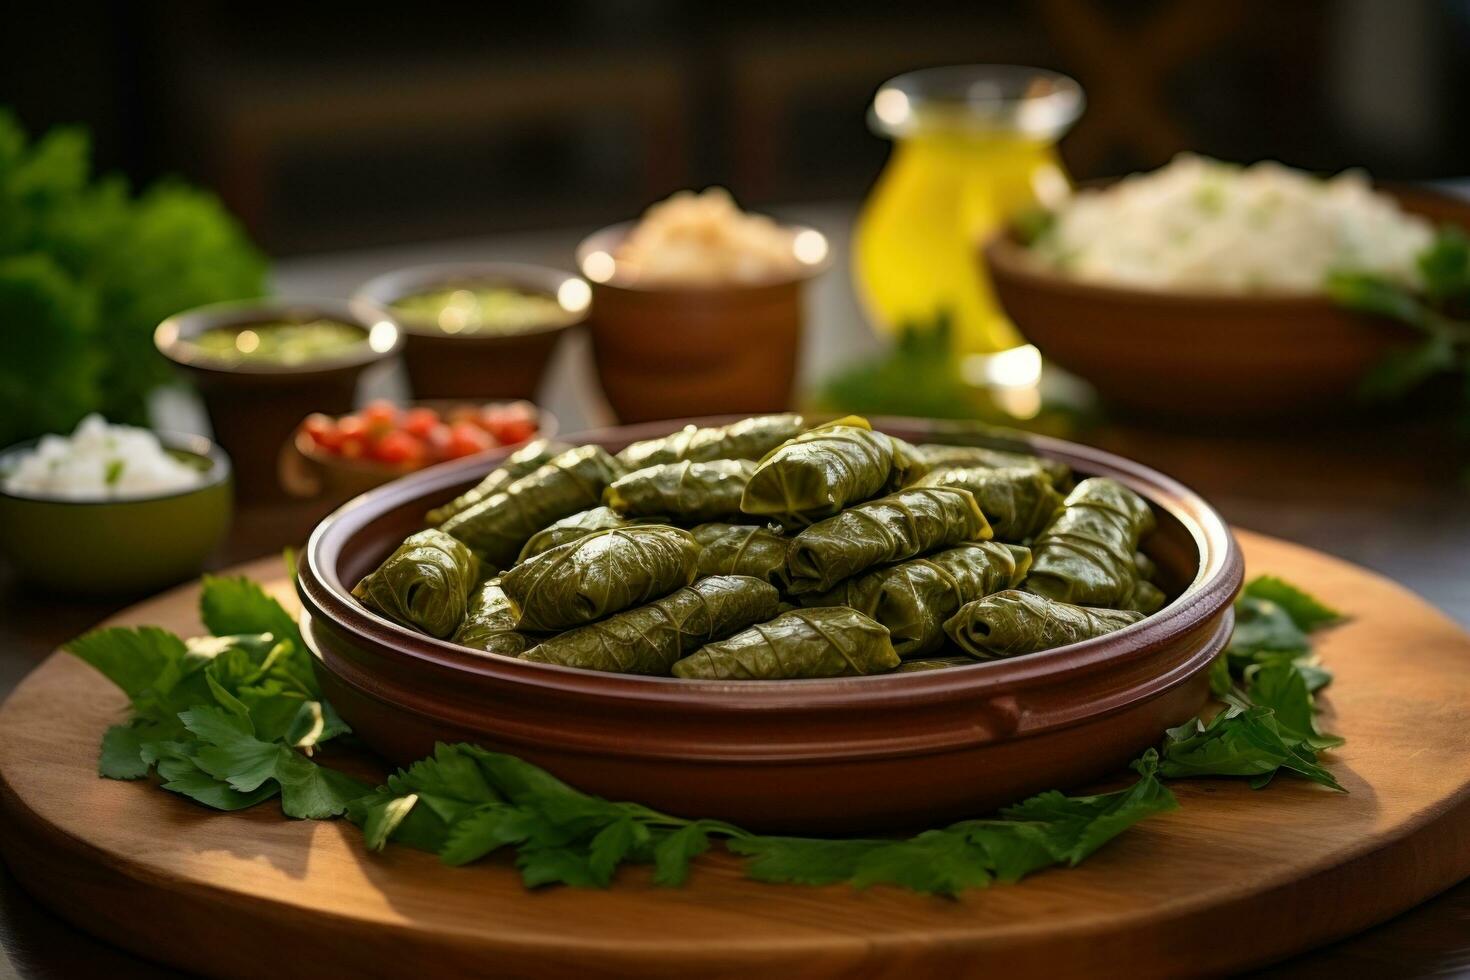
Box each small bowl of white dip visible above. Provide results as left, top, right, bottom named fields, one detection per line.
left=0, top=416, right=232, bottom=594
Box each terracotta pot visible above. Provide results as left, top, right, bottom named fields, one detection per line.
left=576, top=223, right=829, bottom=423
left=353, top=262, right=586, bottom=401
left=982, top=185, right=1470, bottom=421
left=154, top=299, right=401, bottom=502
left=297, top=416, right=1242, bottom=834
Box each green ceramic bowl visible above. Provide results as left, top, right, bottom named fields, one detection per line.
left=0, top=432, right=233, bottom=595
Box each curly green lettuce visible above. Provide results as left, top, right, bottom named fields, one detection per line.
left=0, top=110, right=266, bottom=442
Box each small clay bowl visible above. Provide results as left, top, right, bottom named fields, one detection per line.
left=353, top=263, right=587, bottom=401
left=297, top=416, right=1242, bottom=834
left=576, top=223, right=830, bottom=424
left=155, top=299, right=401, bottom=501
left=0, top=432, right=232, bottom=595
left=279, top=401, right=558, bottom=511
left=982, top=185, right=1470, bottom=420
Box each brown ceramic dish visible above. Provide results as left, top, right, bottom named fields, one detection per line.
left=982, top=184, right=1470, bottom=420
left=353, top=262, right=587, bottom=401
left=278, top=402, right=558, bottom=510
left=155, top=299, right=401, bottom=500
left=297, top=416, right=1241, bottom=833
left=576, top=223, right=830, bottom=424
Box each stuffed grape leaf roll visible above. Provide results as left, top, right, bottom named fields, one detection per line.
left=914, top=465, right=1064, bottom=542
left=943, top=590, right=1143, bottom=659
left=671, top=607, right=899, bottom=679
left=690, top=522, right=788, bottom=585
left=426, top=438, right=572, bottom=525
left=913, top=443, right=1071, bottom=488
left=739, top=416, right=918, bottom=527
left=801, top=541, right=1031, bottom=658
left=517, top=506, right=666, bottom=564
left=352, top=529, right=479, bottom=639
left=438, top=445, right=622, bottom=571
left=1123, top=578, right=1167, bottom=615
left=519, top=575, right=780, bottom=675
left=604, top=459, right=757, bottom=523
left=499, top=524, right=700, bottom=631
left=615, top=414, right=805, bottom=471
left=453, top=579, right=538, bottom=658
left=783, top=486, right=991, bottom=594
left=1123, top=551, right=1168, bottom=614
left=895, top=655, right=974, bottom=673
left=1024, top=477, right=1157, bottom=607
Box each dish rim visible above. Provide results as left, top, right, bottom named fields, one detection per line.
left=352, top=260, right=589, bottom=341
left=154, top=297, right=403, bottom=377
left=576, top=221, right=833, bottom=295
left=298, top=415, right=1242, bottom=706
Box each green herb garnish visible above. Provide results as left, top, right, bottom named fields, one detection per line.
left=65, top=575, right=357, bottom=816
left=343, top=743, right=1174, bottom=895
left=814, top=314, right=991, bottom=421
left=1328, top=225, right=1470, bottom=412
left=67, top=568, right=1347, bottom=894
left=1165, top=575, right=1346, bottom=790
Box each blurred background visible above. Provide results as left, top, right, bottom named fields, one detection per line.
left=2, top=0, right=1469, bottom=614
left=7, top=1, right=1469, bottom=255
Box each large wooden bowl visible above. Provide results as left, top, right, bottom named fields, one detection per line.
left=982, top=186, right=1470, bottom=420
left=296, top=417, right=1243, bottom=833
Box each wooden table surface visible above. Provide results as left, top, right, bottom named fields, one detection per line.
left=0, top=204, right=1467, bottom=977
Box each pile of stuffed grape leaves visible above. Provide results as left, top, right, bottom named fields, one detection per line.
left=351, top=414, right=1172, bottom=680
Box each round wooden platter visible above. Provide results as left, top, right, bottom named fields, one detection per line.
left=1, top=530, right=1468, bottom=980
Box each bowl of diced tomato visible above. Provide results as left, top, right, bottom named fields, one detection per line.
left=280, top=399, right=554, bottom=504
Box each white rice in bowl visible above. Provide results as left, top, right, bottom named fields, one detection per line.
left=1031, top=154, right=1434, bottom=294
left=2, top=415, right=206, bottom=500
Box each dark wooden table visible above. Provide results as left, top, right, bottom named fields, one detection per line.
left=1, top=205, right=1466, bottom=977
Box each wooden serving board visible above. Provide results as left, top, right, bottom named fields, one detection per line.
left=0, top=530, right=1467, bottom=979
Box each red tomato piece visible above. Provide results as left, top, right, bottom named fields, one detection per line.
left=481, top=401, right=538, bottom=442
left=401, top=406, right=441, bottom=440
left=361, top=399, right=400, bottom=431
left=480, top=404, right=509, bottom=429
left=502, top=400, right=537, bottom=421
left=302, top=413, right=342, bottom=451
left=496, top=418, right=538, bottom=444
left=372, top=430, right=427, bottom=467
left=423, top=422, right=453, bottom=462
left=445, top=421, right=494, bottom=459
left=447, top=405, right=481, bottom=427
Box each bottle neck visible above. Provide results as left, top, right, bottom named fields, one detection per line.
left=893, top=127, right=1056, bottom=158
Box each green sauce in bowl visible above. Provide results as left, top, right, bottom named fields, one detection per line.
left=190, top=320, right=367, bottom=366
left=390, top=286, right=574, bottom=336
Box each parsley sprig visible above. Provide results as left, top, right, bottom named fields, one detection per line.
left=1328, top=226, right=1470, bottom=421
left=345, top=743, right=1174, bottom=895
left=1168, top=576, right=1346, bottom=791
left=66, top=569, right=1346, bottom=895
left=66, top=575, right=363, bottom=817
